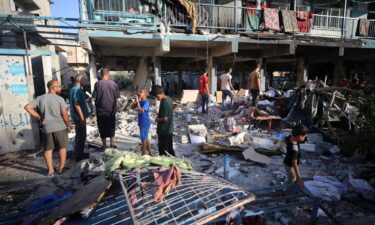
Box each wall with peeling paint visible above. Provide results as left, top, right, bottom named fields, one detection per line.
left=0, top=55, right=39, bottom=153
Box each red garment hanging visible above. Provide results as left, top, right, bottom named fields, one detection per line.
left=296, top=11, right=313, bottom=33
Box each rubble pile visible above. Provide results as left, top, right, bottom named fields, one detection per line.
left=1, top=84, right=375, bottom=225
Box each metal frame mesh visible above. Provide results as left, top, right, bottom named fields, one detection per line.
left=116, top=168, right=255, bottom=225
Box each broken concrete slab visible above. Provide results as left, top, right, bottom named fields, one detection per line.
left=300, top=143, right=316, bottom=152
left=250, top=136, right=279, bottom=151
left=242, top=146, right=271, bottom=165
left=215, top=166, right=240, bottom=179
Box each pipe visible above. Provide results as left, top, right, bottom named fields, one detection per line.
left=256, top=0, right=261, bottom=10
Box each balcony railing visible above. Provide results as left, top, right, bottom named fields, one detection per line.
left=80, top=0, right=375, bottom=40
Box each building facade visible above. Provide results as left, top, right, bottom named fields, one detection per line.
left=78, top=0, right=375, bottom=94
left=0, top=0, right=88, bottom=153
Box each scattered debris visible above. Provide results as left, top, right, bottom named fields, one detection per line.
left=40, top=175, right=112, bottom=225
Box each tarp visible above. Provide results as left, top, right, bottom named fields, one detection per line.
left=105, top=149, right=193, bottom=176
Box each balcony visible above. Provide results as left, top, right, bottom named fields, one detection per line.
left=79, top=0, right=375, bottom=40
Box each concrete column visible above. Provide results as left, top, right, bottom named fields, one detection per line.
left=42, top=56, right=52, bottom=93
left=239, top=72, right=243, bottom=89
left=296, top=58, right=308, bottom=87
left=333, top=60, right=345, bottom=85
left=260, top=60, right=266, bottom=91
left=133, top=57, right=148, bottom=90
left=89, top=54, right=97, bottom=93
left=177, top=68, right=183, bottom=96
left=153, top=56, right=161, bottom=86
left=257, top=58, right=266, bottom=91
left=206, top=56, right=217, bottom=95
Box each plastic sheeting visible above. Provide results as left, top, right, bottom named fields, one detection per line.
left=305, top=180, right=341, bottom=202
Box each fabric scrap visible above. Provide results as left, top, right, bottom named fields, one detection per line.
left=152, top=166, right=181, bottom=203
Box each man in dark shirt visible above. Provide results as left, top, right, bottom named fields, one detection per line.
left=154, top=85, right=175, bottom=156
left=283, top=124, right=308, bottom=188
left=92, top=68, right=120, bottom=150
left=70, top=75, right=90, bottom=161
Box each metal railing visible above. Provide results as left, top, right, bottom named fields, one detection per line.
left=79, top=0, right=375, bottom=40
left=310, top=14, right=344, bottom=37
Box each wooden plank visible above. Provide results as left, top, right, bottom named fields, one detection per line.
left=201, top=143, right=243, bottom=154
left=40, top=175, right=112, bottom=225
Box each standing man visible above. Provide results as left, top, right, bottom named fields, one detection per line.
left=198, top=72, right=209, bottom=114
left=131, top=89, right=152, bottom=156
left=92, top=68, right=120, bottom=150
left=70, top=75, right=90, bottom=161
left=219, top=68, right=235, bottom=110
left=154, top=86, right=175, bottom=156
left=248, top=63, right=262, bottom=119
left=24, top=80, right=70, bottom=176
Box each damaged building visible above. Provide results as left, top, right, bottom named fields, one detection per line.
left=78, top=0, right=375, bottom=95
left=0, top=0, right=89, bottom=152
left=1, top=0, right=375, bottom=225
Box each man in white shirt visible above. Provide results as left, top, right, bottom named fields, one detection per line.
left=219, top=68, right=235, bottom=110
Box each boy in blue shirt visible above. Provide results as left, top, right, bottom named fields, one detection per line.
left=131, top=89, right=152, bottom=155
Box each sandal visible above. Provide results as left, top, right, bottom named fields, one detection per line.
left=58, top=168, right=66, bottom=175
left=47, top=172, right=55, bottom=177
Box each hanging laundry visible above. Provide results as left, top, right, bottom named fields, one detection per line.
left=296, top=11, right=313, bottom=33
left=152, top=166, right=181, bottom=203
left=358, top=19, right=370, bottom=37
left=244, top=2, right=260, bottom=31
left=281, top=10, right=298, bottom=33
left=263, top=8, right=280, bottom=31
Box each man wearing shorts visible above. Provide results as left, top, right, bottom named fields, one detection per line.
left=24, top=80, right=70, bottom=176
left=248, top=63, right=262, bottom=119
left=131, top=89, right=152, bottom=155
